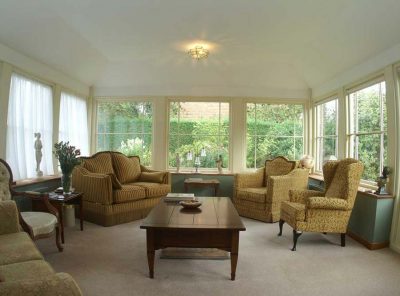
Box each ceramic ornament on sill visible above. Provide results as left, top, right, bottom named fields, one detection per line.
left=175, top=153, right=181, bottom=173
left=300, top=155, right=314, bottom=169
left=34, top=132, right=43, bottom=177
left=216, top=155, right=223, bottom=174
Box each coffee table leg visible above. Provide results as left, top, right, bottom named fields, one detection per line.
left=146, top=229, right=155, bottom=278
left=230, top=231, right=239, bottom=280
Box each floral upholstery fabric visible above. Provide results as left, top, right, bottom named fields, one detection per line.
left=234, top=156, right=309, bottom=222
left=281, top=158, right=364, bottom=233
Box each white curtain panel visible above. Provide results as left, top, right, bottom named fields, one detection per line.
left=6, top=73, right=54, bottom=180
left=59, top=92, right=89, bottom=156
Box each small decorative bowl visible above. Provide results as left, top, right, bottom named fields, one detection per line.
left=179, top=200, right=202, bottom=209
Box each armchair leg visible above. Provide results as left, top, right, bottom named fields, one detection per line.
left=55, top=226, right=64, bottom=252
left=278, top=219, right=285, bottom=236
left=341, top=233, right=346, bottom=247
left=291, top=230, right=302, bottom=251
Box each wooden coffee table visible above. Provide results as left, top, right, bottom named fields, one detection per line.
left=140, top=196, right=246, bottom=280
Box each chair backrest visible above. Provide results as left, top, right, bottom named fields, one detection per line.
left=323, top=158, right=364, bottom=209
left=0, top=159, right=13, bottom=201
left=264, top=156, right=297, bottom=185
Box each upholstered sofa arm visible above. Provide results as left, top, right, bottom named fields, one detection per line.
left=266, top=168, right=309, bottom=202
left=0, top=273, right=82, bottom=296
left=306, top=197, right=349, bottom=210
left=0, top=200, right=20, bottom=235
left=289, top=189, right=325, bottom=203
left=234, top=168, right=264, bottom=189
left=72, top=166, right=113, bottom=205
left=140, top=166, right=171, bottom=184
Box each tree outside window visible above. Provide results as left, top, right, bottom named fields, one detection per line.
left=246, top=103, right=304, bottom=168
left=168, top=101, right=229, bottom=170
left=96, top=101, right=152, bottom=166
left=347, top=80, right=387, bottom=182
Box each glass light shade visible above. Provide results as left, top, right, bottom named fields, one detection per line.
left=187, top=151, right=193, bottom=161
left=195, top=156, right=201, bottom=166
left=200, top=147, right=206, bottom=157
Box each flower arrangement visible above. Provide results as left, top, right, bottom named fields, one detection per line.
left=53, top=141, right=81, bottom=193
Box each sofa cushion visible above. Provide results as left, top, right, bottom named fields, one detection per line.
left=107, top=173, right=122, bottom=189
left=113, top=184, right=146, bottom=204
left=237, top=187, right=267, bottom=204
left=0, top=260, right=54, bottom=282
left=0, top=232, right=43, bottom=265
left=133, top=182, right=171, bottom=198
left=112, top=153, right=141, bottom=183
left=139, top=172, right=165, bottom=183
left=84, top=153, right=114, bottom=175
left=281, top=201, right=306, bottom=222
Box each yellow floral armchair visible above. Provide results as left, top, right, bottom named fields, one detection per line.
left=278, top=158, right=364, bottom=251
left=233, top=156, right=309, bottom=222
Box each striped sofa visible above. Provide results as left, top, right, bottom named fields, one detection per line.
left=72, top=151, right=171, bottom=226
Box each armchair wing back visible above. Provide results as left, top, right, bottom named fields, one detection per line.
left=279, top=158, right=364, bottom=251
left=0, top=159, right=12, bottom=201
left=234, top=156, right=308, bottom=222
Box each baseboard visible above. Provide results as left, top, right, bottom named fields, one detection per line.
left=347, top=231, right=389, bottom=250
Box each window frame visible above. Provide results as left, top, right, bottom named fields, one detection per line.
left=166, top=97, right=232, bottom=172
left=94, top=97, right=155, bottom=167
left=314, top=96, right=339, bottom=174
left=245, top=100, right=306, bottom=169
left=346, top=77, right=387, bottom=185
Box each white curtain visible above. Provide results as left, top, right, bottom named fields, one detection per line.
left=59, top=92, right=89, bottom=156
left=6, top=73, right=54, bottom=180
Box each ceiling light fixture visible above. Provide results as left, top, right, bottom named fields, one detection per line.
left=188, top=45, right=209, bottom=60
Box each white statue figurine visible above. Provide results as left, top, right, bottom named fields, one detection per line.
left=34, top=132, right=43, bottom=177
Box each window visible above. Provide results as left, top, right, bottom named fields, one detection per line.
left=168, top=101, right=230, bottom=170
left=6, top=73, right=54, bottom=180
left=347, top=80, right=387, bottom=182
left=96, top=101, right=153, bottom=166
left=59, top=92, right=89, bottom=156
left=315, top=98, right=338, bottom=172
left=246, top=103, right=304, bottom=168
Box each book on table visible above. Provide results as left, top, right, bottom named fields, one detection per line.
left=164, top=193, right=195, bottom=202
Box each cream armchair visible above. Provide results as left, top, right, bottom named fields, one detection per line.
left=278, top=158, right=364, bottom=251
left=0, top=159, right=63, bottom=251
left=234, top=156, right=309, bottom=222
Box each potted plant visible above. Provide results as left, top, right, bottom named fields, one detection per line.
left=53, top=141, right=81, bottom=194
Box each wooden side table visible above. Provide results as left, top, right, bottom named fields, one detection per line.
left=184, top=178, right=220, bottom=196
left=33, top=192, right=84, bottom=244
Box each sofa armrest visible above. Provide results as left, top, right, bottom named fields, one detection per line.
left=0, top=272, right=82, bottom=296
left=0, top=200, right=20, bottom=235
left=72, top=166, right=113, bottom=205
left=289, top=189, right=325, bottom=203
left=266, top=168, right=309, bottom=202
left=306, top=197, right=349, bottom=210
left=234, top=168, right=264, bottom=189
left=140, top=165, right=171, bottom=184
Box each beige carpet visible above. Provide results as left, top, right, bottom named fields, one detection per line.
left=36, top=218, right=400, bottom=296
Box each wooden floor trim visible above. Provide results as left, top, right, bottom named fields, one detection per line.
left=347, top=231, right=389, bottom=250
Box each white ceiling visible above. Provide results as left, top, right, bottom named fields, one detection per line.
left=0, top=0, right=400, bottom=97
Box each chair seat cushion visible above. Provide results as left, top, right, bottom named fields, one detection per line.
left=281, top=201, right=305, bottom=221
left=113, top=184, right=146, bottom=204
left=20, top=212, right=57, bottom=237
left=236, top=187, right=267, bottom=203
left=132, top=182, right=171, bottom=198
left=0, top=260, right=54, bottom=282
left=0, top=232, right=43, bottom=265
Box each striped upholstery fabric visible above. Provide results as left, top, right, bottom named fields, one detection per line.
left=112, top=153, right=141, bottom=183
left=83, top=152, right=114, bottom=175
left=132, top=182, right=171, bottom=198
left=113, top=184, right=146, bottom=204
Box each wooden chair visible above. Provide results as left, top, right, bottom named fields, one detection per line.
left=0, top=159, right=63, bottom=252
left=278, top=158, right=363, bottom=251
